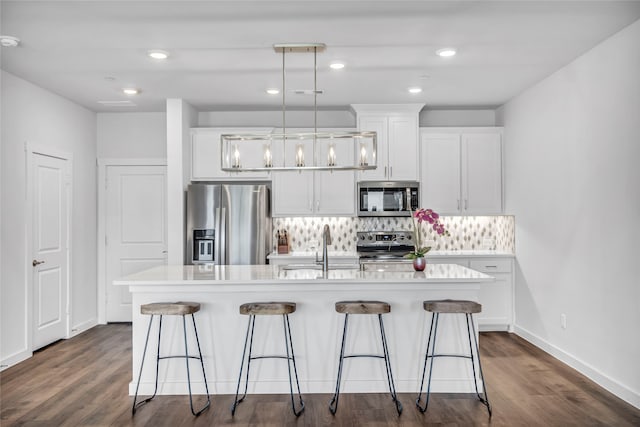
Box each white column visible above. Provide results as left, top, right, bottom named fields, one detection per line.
left=166, top=99, right=197, bottom=265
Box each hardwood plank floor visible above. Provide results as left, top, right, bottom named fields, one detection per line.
left=1, top=325, right=638, bottom=426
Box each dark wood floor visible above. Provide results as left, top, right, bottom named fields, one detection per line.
left=1, top=324, right=638, bottom=426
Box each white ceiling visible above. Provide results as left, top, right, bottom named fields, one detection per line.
left=2, top=1, right=640, bottom=113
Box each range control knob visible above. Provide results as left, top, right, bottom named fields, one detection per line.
left=360, top=235, right=365, bottom=240
left=367, top=235, right=373, bottom=240
left=407, top=235, right=412, bottom=240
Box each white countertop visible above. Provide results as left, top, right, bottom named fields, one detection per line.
left=114, top=263, right=493, bottom=286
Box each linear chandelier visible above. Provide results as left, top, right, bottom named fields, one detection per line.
left=220, top=43, right=377, bottom=172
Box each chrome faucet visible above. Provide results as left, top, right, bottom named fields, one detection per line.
left=316, top=224, right=332, bottom=272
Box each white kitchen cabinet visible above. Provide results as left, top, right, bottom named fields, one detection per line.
left=420, top=128, right=503, bottom=215
left=426, top=255, right=513, bottom=331
left=190, top=127, right=272, bottom=181
left=272, top=129, right=356, bottom=216
left=352, top=104, right=424, bottom=182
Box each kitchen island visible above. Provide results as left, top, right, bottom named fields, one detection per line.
left=115, top=264, right=493, bottom=396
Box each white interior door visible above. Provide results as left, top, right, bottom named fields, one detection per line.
left=106, top=165, right=167, bottom=322
left=31, top=153, right=70, bottom=350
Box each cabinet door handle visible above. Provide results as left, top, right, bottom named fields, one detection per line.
left=457, top=199, right=460, bottom=210
left=384, top=166, right=388, bottom=178
left=485, top=265, right=498, bottom=269
left=316, top=200, right=320, bottom=211
left=464, top=199, right=468, bottom=210
left=389, top=166, right=393, bottom=177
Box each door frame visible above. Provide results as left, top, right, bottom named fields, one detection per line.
left=25, top=143, right=73, bottom=349
left=97, top=158, right=167, bottom=324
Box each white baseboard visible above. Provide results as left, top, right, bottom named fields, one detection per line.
left=69, top=318, right=98, bottom=338
left=514, top=325, right=640, bottom=409
left=1, top=349, right=32, bottom=371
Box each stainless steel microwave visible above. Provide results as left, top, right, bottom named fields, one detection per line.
left=357, top=181, right=419, bottom=217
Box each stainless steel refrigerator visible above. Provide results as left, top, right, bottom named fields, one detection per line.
left=186, top=183, right=271, bottom=265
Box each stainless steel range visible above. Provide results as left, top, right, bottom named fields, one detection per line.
left=357, top=231, right=415, bottom=267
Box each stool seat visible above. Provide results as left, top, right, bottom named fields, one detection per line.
left=423, top=299, right=481, bottom=314
left=335, top=300, right=390, bottom=315
left=141, top=302, right=201, bottom=316
left=239, top=302, right=296, bottom=315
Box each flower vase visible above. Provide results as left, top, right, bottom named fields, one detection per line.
left=413, top=256, right=426, bottom=272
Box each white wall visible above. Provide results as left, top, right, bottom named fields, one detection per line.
left=1, top=71, right=98, bottom=366
left=498, top=20, right=640, bottom=407
left=198, top=109, right=355, bottom=128
left=198, top=108, right=497, bottom=128
left=97, top=112, right=166, bottom=158
left=421, top=109, right=496, bottom=127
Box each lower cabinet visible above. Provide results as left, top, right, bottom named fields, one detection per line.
left=427, top=256, right=514, bottom=331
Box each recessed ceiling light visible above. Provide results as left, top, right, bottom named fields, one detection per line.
left=148, top=50, right=169, bottom=60
left=266, top=88, right=280, bottom=95
left=123, top=88, right=140, bottom=95
left=329, top=62, right=345, bottom=70
left=408, top=87, right=422, bottom=94
left=0, top=35, right=20, bottom=47
left=436, top=48, right=457, bottom=57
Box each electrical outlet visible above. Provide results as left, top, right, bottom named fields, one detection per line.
left=561, top=314, right=567, bottom=329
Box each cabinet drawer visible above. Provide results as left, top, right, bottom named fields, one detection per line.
left=469, top=258, right=512, bottom=273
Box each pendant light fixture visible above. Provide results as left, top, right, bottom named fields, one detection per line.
left=220, top=43, right=377, bottom=172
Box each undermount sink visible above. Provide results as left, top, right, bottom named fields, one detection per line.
left=278, top=263, right=361, bottom=271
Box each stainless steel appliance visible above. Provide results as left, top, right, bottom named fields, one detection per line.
left=186, top=183, right=271, bottom=265
left=357, top=230, right=414, bottom=268
left=357, top=181, right=419, bottom=217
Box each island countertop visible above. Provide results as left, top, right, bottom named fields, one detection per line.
left=114, top=263, right=493, bottom=286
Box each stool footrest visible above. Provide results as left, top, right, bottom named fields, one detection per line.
left=158, top=355, right=203, bottom=361
left=343, top=354, right=385, bottom=359
left=250, top=355, right=294, bottom=361
left=427, top=353, right=473, bottom=360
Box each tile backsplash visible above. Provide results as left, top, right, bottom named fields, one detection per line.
left=272, top=216, right=515, bottom=253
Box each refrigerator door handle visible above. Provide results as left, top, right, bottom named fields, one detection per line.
left=214, top=207, right=221, bottom=265
left=219, top=207, right=227, bottom=265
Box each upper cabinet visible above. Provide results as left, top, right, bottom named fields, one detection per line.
left=190, top=128, right=272, bottom=181
left=272, top=128, right=356, bottom=217
left=420, top=127, right=503, bottom=215
left=352, top=104, right=424, bottom=182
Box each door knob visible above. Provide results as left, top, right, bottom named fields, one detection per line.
left=32, top=259, right=45, bottom=267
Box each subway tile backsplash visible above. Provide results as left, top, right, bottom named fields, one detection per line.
left=272, top=216, right=515, bottom=253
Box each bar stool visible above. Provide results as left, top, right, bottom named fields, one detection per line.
left=132, top=302, right=210, bottom=416
left=416, top=299, right=491, bottom=416
left=231, top=302, right=304, bottom=417
left=329, top=300, right=403, bottom=415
